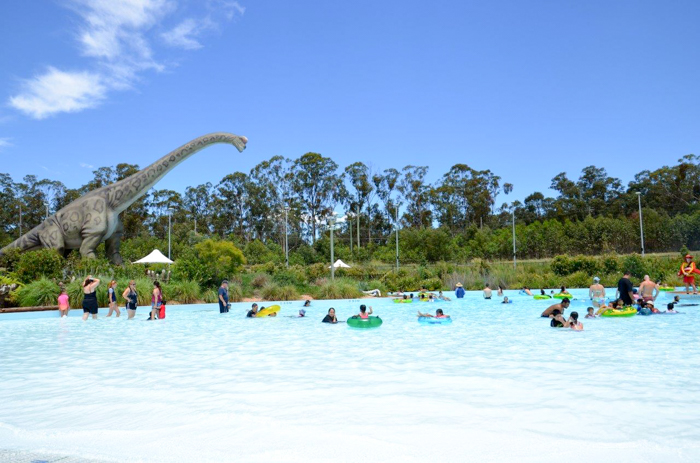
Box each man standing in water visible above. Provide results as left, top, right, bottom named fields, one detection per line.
left=483, top=284, right=492, bottom=299
left=588, top=277, right=606, bottom=308
left=638, top=275, right=659, bottom=303
left=616, top=271, right=634, bottom=306
left=218, top=280, right=230, bottom=314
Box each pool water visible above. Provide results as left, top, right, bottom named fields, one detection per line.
left=1, top=289, right=699, bottom=462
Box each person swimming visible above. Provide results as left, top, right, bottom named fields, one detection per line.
left=549, top=309, right=567, bottom=328
left=247, top=303, right=259, bottom=318
left=666, top=303, right=678, bottom=314
left=417, top=308, right=449, bottom=318
left=502, top=297, right=511, bottom=304
left=585, top=307, right=597, bottom=319
left=298, top=309, right=306, bottom=317
left=303, top=300, right=311, bottom=307
left=356, top=304, right=373, bottom=319
left=568, top=311, right=583, bottom=331
left=322, top=308, right=338, bottom=323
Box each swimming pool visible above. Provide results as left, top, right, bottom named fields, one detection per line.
left=1, top=289, right=698, bottom=462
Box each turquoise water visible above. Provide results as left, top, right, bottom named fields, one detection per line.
left=1, top=289, right=698, bottom=462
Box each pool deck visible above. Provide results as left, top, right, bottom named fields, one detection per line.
left=0, top=449, right=112, bottom=463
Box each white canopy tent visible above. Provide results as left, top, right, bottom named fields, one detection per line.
left=132, top=249, right=174, bottom=264
left=328, top=259, right=351, bottom=269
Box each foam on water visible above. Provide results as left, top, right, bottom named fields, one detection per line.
left=1, top=289, right=699, bottom=462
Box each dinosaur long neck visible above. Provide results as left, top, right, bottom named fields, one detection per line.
left=104, top=133, right=244, bottom=213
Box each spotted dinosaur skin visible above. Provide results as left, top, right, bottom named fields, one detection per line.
left=1, top=132, right=247, bottom=264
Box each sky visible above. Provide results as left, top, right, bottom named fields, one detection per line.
left=0, top=0, right=698, bottom=207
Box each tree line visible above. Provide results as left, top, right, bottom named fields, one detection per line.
left=1, top=153, right=699, bottom=261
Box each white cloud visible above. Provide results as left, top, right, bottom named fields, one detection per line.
left=9, top=68, right=106, bottom=119
left=80, top=162, right=95, bottom=169
left=161, top=18, right=203, bottom=50
left=8, top=0, right=244, bottom=119
left=0, top=137, right=12, bottom=151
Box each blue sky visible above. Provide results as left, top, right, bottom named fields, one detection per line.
left=1, top=0, right=698, bottom=206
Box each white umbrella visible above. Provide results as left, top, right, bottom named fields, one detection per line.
left=328, top=259, right=351, bottom=269
left=133, top=249, right=174, bottom=264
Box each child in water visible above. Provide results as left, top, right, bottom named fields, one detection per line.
left=501, top=297, right=511, bottom=304
left=58, top=288, right=70, bottom=318
left=666, top=303, right=678, bottom=314
left=417, top=308, right=450, bottom=318
left=568, top=312, right=583, bottom=331
left=356, top=304, right=373, bottom=319
left=585, top=307, right=597, bottom=319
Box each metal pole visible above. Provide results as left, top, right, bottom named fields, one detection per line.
left=350, top=213, right=353, bottom=253
left=512, top=207, right=516, bottom=269
left=330, top=216, right=335, bottom=280
left=194, top=217, right=197, bottom=234
left=45, top=202, right=49, bottom=220
left=168, top=210, right=172, bottom=260
left=395, top=206, right=399, bottom=272
left=637, top=192, right=645, bottom=256
left=284, top=208, right=288, bottom=267
left=19, top=203, right=22, bottom=237
left=356, top=206, right=360, bottom=249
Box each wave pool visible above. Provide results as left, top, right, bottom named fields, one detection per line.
left=1, top=289, right=698, bottom=462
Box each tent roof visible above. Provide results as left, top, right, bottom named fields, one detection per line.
left=133, top=249, right=174, bottom=264
left=328, top=259, right=351, bottom=269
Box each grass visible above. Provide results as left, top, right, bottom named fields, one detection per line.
left=16, top=277, right=60, bottom=307
left=313, top=278, right=364, bottom=299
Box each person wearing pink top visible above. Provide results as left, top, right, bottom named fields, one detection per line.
left=355, top=304, right=373, bottom=319
left=58, top=289, right=70, bottom=318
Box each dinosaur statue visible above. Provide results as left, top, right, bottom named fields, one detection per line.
left=0, top=132, right=247, bottom=265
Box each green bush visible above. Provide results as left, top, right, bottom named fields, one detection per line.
left=420, top=277, right=443, bottom=290
left=251, top=273, right=270, bottom=289
left=202, top=289, right=219, bottom=303
left=164, top=280, right=202, bottom=304
left=16, top=277, right=60, bottom=307
left=14, top=249, right=65, bottom=283
left=0, top=248, right=22, bottom=272
left=314, top=278, right=363, bottom=299
left=260, top=283, right=299, bottom=301
left=272, top=267, right=307, bottom=287
left=550, top=255, right=572, bottom=276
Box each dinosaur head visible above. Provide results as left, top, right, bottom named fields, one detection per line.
left=228, top=134, right=248, bottom=152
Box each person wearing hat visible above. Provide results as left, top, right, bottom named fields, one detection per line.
left=454, top=282, right=465, bottom=299
left=678, top=254, right=700, bottom=294
left=588, top=276, right=606, bottom=308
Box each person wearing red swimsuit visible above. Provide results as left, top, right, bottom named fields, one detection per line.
left=678, top=254, right=700, bottom=294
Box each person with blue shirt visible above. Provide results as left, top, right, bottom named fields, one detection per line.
left=455, top=282, right=465, bottom=298
left=218, top=280, right=230, bottom=314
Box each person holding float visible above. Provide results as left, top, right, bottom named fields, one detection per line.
left=678, top=254, right=700, bottom=294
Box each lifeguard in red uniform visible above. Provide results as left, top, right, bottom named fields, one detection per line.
left=678, top=254, right=700, bottom=294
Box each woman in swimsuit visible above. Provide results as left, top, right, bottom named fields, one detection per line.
left=81, top=275, right=100, bottom=321
left=568, top=311, right=583, bottom=331
left=589, top=277, right=606, bottom=308
left=151, top=281, right=162, bottom=321
left=322, top=308, right=338, bottom=324
left=106, top=280, right=120, bottom=317
left=122, top=280, right=139, bottom=320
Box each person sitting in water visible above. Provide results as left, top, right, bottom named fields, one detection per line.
left=502, top=297, right=511, bottom=304
left=356, top=304, right=373, bottom=319
left=322, top=308, right=338, bottom=323
left=247, top=303, right=259, bottom=318
left=541, top=298, right=570, bottom=318
left=595, top=298, right=624, bottom=316
left=521, top=287, right=533, bottom=296
left=538, top=288, right=551, bottom=298
left=585, top=307, right=597, bottom=319
left=454, top=283, right=465, bottom=298
left=558, top=285, right=569, bottom=295
left=666, top=303, right=678, bottom=314
left=645, top=301, right=660, bottom=314
left=568, top=311, right=583, bottom=331
left=417, top=308, right=450, bottom=318
left=303, top=300, right=311, bottom=307
left=549, top=309, right=568, bottom=328
left=483, top=284, right=492, bottom=299
left=497, top=285, right=504, bottom=296
left=438, top=290, right=451, bottom=301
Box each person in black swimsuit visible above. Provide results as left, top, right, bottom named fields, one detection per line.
left=247, top=303, right=259, bottom=318
left=81, top=275, right=101, bottom=321
left=322, top=308, right=338, bottom=324
left=122, top=280, right=139, bottom=320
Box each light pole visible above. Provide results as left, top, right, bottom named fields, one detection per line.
left=19, top=203, right=22, bottom=237
left=194, top=217, right=197, bottom=234
left=329, top=215, right=336, bottom=280
left=284, top=205, right=290, bottom=267
left=45, top=202, right=49, bottom=220
left=512, top=206, right=516, bottom=269
left=636, top=192, right=645, bottom=256
left=395, top=206, right=399, bottom=272
left=168, top=209, right=172, bottom=260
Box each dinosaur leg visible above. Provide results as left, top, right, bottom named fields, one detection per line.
left=105, top=216, right=124, bottom=265
left=38, top=223, right=65, bottom=254
left=79, top=234, right=103, bottom=259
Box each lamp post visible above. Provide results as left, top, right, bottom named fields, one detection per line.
left=19, top=203, right=22, bottom=237
left=636, top=192, right=645, bottom=256
left=512, top=206, right=516, bottom=269
left=284, top=205, right=290, bottom=267
left=395, top=206, right=400, bottom=272
left=329, top=215, right=336, bottom=280
left=167, top=209, right=172, bottom=260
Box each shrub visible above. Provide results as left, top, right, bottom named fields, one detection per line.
left=14, top=249, right=65, bottom=283
left=260, top=283, right=299, bottom=301
left=550, top=255, right=572, bottom=276
left=0, top=274, right=22, bottom=307
left=202, top=289, right=219, bottom=303
left=272, top=267, right=307, bottom=286
left=165, top=280, right=202, bottom=304
left=251, top=273, right=270, bottom=289
left=0, top=248, right=22, bottom=272
left=314, top=278, right=363, bottom=299
left=420, top=277, right=443, bottom=290
left=16, top=277, right=61, bottom=307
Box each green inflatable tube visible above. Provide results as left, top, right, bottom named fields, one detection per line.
left=347, top=316, right=383, bottom=329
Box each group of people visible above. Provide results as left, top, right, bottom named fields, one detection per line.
left=59, top=276, right=164, bottom=321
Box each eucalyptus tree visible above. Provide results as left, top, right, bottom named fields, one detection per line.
left=184, top=182, right=213, bottom=234
left=397, top=165, right=432, bottom=228
left=289, top=152, right=342, bottom=242
left=214, top=172, right=252, bottom=240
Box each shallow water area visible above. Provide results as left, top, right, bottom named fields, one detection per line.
left=1, top=289, right=699, bottom=462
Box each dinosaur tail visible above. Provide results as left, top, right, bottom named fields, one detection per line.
left=0, top=228, right=42, bottom=255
